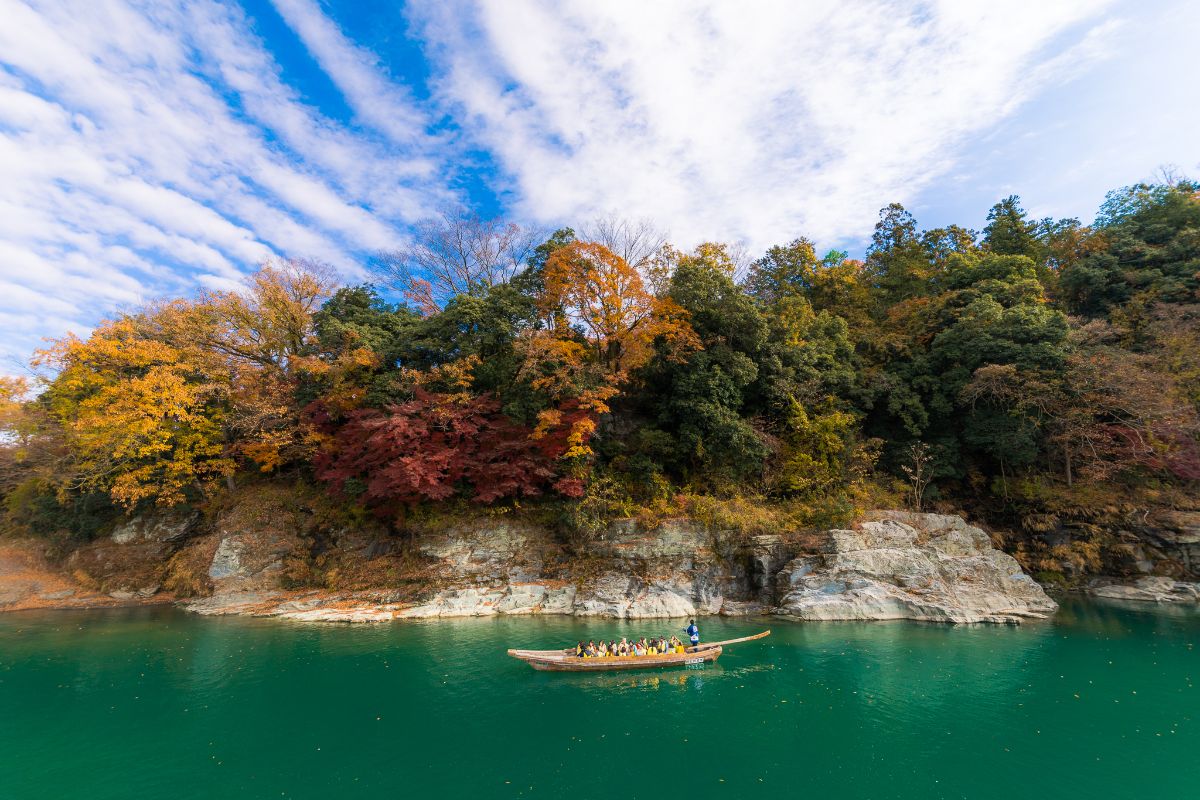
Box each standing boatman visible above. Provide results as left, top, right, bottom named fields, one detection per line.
left=685, top=619, right=700, bottom=649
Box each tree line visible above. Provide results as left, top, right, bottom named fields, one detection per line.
left=2, top=180, right=1198, bottom=549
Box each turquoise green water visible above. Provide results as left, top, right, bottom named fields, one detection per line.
left=1, top=602, right=1197, bottom=800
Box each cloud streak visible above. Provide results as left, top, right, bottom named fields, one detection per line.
left=269, top=0, right=434, bottom=150
left=0, top=0, right=451, bottom=369
left=1, top=0, right=1160, bottom=374
left=410, top=0, right=1118, bottom=250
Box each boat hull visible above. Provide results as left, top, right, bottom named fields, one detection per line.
left=509, top=646, right=722, bottom=672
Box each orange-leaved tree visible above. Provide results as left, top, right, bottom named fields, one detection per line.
left=541, top=241, right=698, bottom=378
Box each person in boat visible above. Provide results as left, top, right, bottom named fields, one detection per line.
left=633, top=640, right=645, bottom=656
left=685, top=619, right=700, bottom=648
left=597, top=640, right=608, bottom=657
left=669, top=635, right=683, bottom=652
left=618, top=637, right=629, bottom=656
left=588, top=641, right=599, bottom=657
left=575, top=641, right=585, bottom=657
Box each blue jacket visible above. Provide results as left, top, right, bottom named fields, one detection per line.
left=686, top=624, right=699, bottom=642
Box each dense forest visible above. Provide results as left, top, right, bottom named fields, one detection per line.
left=3, top=179, right=1198, bottom=584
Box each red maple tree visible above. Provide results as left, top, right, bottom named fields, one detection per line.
left=313, top=389, right=591, bottom=513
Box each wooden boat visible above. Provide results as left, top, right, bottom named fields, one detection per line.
left=507, top=629, right=770, bottom=672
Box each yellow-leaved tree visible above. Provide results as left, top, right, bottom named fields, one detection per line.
left=154, top=259, right=337, bottom=471
left=34, top=259, right=336, bottom=508
left=35, top=317, right=234, bottom=508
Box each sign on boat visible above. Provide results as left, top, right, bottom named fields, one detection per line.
left=507, top=629, right=770, bottom=671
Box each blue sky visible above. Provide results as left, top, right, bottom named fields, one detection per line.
left=1, top=0, right=1197, bottom=371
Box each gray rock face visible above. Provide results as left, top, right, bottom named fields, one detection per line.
left=774, top=512, right=1057, bottom=624
left=181, top=511, right=1054, bottom=624
left=207, top=536, right=245, bottom=579
left=204, top=532, right=294, bottom=594
left=111, top=513, right=198, bottom=545
left=1152, top=512, right=1200, bottom=576
left=1089, top=576, right=1200, bottom=603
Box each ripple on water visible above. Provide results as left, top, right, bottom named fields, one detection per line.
left=0, top=602, right=1197, bottom=800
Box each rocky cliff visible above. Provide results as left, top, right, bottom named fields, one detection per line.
left=1, top=505, right=1060, bottom=623
left=774, top=512, right=1057, bottom=623
left=1042, top=509, right=1200, bottom=603
left=175, top=510, right=1056, bottom=624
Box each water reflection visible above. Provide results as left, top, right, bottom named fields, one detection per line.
left=1079, top=595, right=1200, bottom=621
left=2, top=605, right=1198, bottom=800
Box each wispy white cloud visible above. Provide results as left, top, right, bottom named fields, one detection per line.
left=0, top=0, right=451, bottom=370
left=0, top=0, right=1161, bottom=376
left=410, top=0, right=1118, bottom=250
left=268, top=0, right=435, bottom=150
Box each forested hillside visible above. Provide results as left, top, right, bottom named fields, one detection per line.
left=3, top=180, right=1198, bottom=584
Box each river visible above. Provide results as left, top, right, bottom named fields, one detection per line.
left=1, top=600, right=1196, bottom=799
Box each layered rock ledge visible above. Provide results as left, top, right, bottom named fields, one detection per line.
left=182, top=511, right=1055, bottom=624
left=1, top=509, right=1059, bottom=624
left=1088, top=576, right=1200, bottom=603
left=774, top=512, right=1057, bottom=623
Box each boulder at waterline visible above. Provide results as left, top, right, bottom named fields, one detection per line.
left=774, top=511, right=1058, bottom=624
left=1088, top=576, right=1200, bottom=603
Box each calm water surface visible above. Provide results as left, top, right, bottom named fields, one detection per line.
left=1, top=600, right=1196, bottom=799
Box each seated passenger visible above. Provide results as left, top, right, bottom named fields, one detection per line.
left=575, top=641, right=584, bottom=657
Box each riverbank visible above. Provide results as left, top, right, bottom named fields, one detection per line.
left=0, top=539, right=172, bottom=613
left=2, top=510, right=1061, bottom=623
left=8, top=502, right=1200, bottom=624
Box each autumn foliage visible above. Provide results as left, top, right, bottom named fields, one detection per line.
left=541, top=241, right=698, bottom=376
left=313, top=389, right=589, bottom=513
left=33, top=317, right=234, bottom=508
left=2, top=186, right=1198, bottom=562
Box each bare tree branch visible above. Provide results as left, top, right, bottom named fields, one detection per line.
left=580, top=214, right=668, bottom=271
left=373, top=211, right=543, bottom=313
